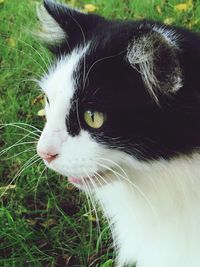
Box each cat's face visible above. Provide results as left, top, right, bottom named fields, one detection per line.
left=37, top=46, right=140, bottom=188
left=36, top=0, right=194, bottom=189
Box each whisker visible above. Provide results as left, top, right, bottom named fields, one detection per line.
left=85, top=173, right=101, bottom=228
left=4, top=147, right=36, bottom=160
left=0, top=123, right=41, bottom=137
left=67, top=13, right=87, bottom=84
left=2, top=131, right=38, bottom=140
left=93, top=170, right=110, bottom=187
left=81, top=177, right=95, bottom=259
left=0, top=155, right=41, bottom=198
left=0, top=141, right=37, bottom=157
left=44, top=172, right=84, bottom=239
left=0, top=122, right=42, bottom=133
left=1, top=67, right=42, bottom=79
left=17, top=38, right=50, bottom=72
left=0, top=42, right=47, bottom=75
left=91, top=172, right=116, bottom=250
left=94, top=160, right=160, bottom=229
left=84, top=172, right=103, bottom=257
left=83, top=50, right=126, bottom=89
left=34, top=163, right=46, bottom=205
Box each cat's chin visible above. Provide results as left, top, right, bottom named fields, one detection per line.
left=67, top=169, right=114, bottom=189
left=68, top=177, right=85, bottom=185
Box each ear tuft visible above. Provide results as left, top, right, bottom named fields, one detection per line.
left=36, top=0, right=104, bottom=53
left=127, top=28, right=183, bottom=104
left=36, top=2, right=66, bottom=44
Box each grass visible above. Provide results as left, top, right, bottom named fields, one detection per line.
left=0, top=0, right=200, bottom=266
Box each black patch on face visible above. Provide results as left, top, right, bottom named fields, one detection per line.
left=44, top=1, right=200, bottom=161
left=66, top=101, right=81, bottom=137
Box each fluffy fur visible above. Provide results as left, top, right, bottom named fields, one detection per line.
left=36, top=1, right=200, bottom=266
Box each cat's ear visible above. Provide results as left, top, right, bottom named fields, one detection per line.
left=127, top=27, right=183, bottom=104
left=36, top=0, right=103, bottom=49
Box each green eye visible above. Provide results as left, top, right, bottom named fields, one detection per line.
left=84, top=111, right=106, bottom=129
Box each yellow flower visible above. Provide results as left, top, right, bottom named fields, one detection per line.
left=164, top=17, right=175, bottom=25
left=7, top=37, right=16, bottom=47
left=83, top=213, right=96, bottom=222
left=68, top=0, right=76, bottom=7
left=37, top=109, right=46, bottom=117
left=187, top=19, right=199, bottom=29
left=156, top=5, right=162, bottom=15
left=84, top=4, right=97, bottom=13
left=88, top=214, right=96, bottom=222
left=174, top=1, right=192, bottom=12
left=32, top=94, right=45, bottom=105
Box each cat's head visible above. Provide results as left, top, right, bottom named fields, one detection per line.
left=36, top=0, right=199, bottom=189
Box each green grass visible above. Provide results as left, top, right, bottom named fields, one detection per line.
left=0, top=0, right=200, bottom=266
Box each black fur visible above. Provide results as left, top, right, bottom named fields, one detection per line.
left=43, top=0, right=200, bottom=161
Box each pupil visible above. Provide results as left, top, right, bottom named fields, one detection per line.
left=91, top=112, right=95, bottom=122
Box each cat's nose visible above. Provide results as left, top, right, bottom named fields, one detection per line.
left=38, top=150, right=58, bottom=163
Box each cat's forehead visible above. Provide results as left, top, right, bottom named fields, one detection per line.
left=40, top=35, right=127, bottom=106
left=40, top=45, right=90, bottom=110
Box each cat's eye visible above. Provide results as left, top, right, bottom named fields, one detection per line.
left=84, top=111, right=106, bottom=129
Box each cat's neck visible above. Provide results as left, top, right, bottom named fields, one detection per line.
left=94, top=154, right=200, bottom=267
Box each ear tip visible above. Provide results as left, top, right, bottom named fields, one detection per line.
left=43, top=0, right=56, bottom=9
left=43, top=0, right=76, bottom=14
left=44, top=0, right=55, bottom=4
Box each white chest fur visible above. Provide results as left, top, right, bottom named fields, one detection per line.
left=95, top=155, right=200, bottom=267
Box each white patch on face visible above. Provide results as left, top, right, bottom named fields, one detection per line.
left=39, top=47, right=88, bottom=121
left=37, top=46, right=98, bottom=175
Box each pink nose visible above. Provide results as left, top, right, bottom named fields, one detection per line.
left=38, top=151, right=58, bottom=163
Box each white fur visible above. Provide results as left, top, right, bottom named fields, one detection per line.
left=127, top=26, right=182, bottom=104
left=36, top=4, right=66, bottom=44
left=36, top=1, right=86, bottom=44
left=152, top=25, right=180, bottom=48
left=95, top=154, right=200, bottom=267
left=127, top=36, right=160, bottom=103
left=37, top=47, right=200, bottom=267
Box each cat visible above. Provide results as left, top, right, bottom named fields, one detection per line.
left=36, top=0, right=200, bottom=266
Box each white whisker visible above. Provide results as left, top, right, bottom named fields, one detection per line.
left=34, top=164, right=46, bottom=204
left=0, top=122, right=42, bottom=133
left=17, top=38, right=51, bottom=71
left=0, top=123, right=41, bottom=137
left=0, top=42, right=47, bottom=75
left=4, top=147, right=36, bottom=160
left=1, top=67, right=42, bottom=79
left=84, top=172, right=103, bottom=257
left=0, top=141, right=37, bottom=157
left=83, top=50, right=125, bottom=89
left=91, top=172, right=116, bottom=251
left=93, top=170, right=110, bottom=187
left=81, top=177, right=95, bottom=258
left=0, top=155, right=41, bottom=198
left=94, top=159, right=160, bottom=230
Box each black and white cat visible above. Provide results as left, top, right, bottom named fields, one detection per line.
left=36, top=1, right=200, bottom=266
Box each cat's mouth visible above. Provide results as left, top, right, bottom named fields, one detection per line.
left=68, top=169, right=112, bottom=187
